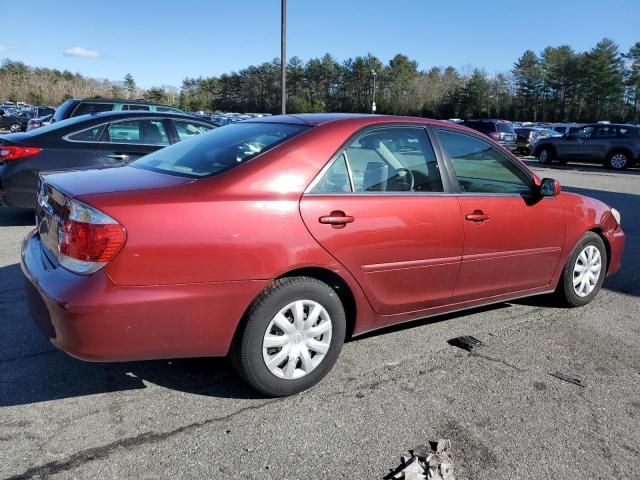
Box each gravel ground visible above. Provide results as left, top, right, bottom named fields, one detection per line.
left=0, top=161, right=639, bottom=479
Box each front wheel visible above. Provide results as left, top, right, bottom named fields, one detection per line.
left=9, top=123, right=21, bottom=133
left=555, top=232, right=607, bottom=307
left=231, top=276, right=346, bottom=396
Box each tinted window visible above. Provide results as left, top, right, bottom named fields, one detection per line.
left=620, top=126, right=640, bottom=137
left=156, top=106, right=182, bottom=113
left=123, top=104, right=150, bottom=111
left=464, top=122, right=494, bottom=134
left=344, top=127, right=443, bottom=192
left=437, top=130, right=532, bottom=194
left=496, top=122, right=515, bottom=134
left=67, top=125, right=104, bottom=142
left=173, top=120, right=213, bottom=141
left=21, top=114, right=95, bottom=136
left=52, top=99, right=78, bottom=122
left=553, top=126, right=565, bottom=133
left=594, top=126, right=616, bottom=137
left=132, top=122, right=309, bottom=178
left=72, top=102, right=114, bottom=117
left=575, top=126, right=595, bottom=138
left=310, top=154, right=351, bottom=193
left=104, top=119, right=169, bottom=145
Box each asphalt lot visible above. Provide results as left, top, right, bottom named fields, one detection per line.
left=1, top=160, right=639, bottom=479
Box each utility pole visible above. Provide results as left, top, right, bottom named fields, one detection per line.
left=371, top=70, right=377, bottom=114
left=281, top=0, right=287, bottom=115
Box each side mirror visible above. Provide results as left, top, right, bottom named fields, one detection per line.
left=540, top=178, right=561, bottom=197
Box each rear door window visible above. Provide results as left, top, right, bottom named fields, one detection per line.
left=103, top=119, right=170, bottom=145
left=123, top=104, right=151, bottom=111
left=67, top=125, right=105, bottom=142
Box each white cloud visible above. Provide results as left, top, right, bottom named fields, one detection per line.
left=0, top=43, right=7, bottom=52
left=64, top=47, right=100, bottom=58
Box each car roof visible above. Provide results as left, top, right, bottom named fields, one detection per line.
left=66, top=97, right=178, bottom=108
left=243, top=113, right=458, bottom=129
left=80, top=110, right=205, bottom=121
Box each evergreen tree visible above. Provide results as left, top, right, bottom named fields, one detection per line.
left=123, top=73, right=136, bottom=99
left=512, top=50, right=542, bottom=120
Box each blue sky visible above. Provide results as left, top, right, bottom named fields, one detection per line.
left=1, top=0, right=639, bottom=88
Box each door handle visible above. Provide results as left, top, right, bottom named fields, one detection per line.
left=465, top=211, right=490, bottom=222
left=319, top=211, right=354, bottom=228
left=107, top=154, right=130, bottom=161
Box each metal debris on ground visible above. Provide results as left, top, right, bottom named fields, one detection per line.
left=386, top=439, right=455, bottom=480
left=447, top=335, right=483, bottom=352
left=548, top=372, right=586, bottom=387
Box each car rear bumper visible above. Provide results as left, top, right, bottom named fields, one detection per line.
left=21, top=231, right=269, bottom=361
left=501, top=141, right=517, bottom=152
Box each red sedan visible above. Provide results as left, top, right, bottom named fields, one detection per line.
left=21, top=114, right=624, bottom=396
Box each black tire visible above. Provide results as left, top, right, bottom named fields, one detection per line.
left=537, top=146, right=554, bottom=165
left=231, top=276, right=346, bottom=396
left=606, top=151, right=629, bottom=170
left=555, top=232, right=607, bottom=307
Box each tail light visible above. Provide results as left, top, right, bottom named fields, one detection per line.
left=0, top=146, right=42, bottom=162
left=489, top=131, right=500, bottom=140
left=58, top=199, right=126, bottom=274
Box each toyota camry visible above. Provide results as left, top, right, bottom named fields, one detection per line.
left=21, top=114, right=624, bottom=396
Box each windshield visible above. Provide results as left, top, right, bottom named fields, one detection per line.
left=132, top=122, right=310, bottom=178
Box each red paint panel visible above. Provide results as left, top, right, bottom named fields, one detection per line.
left=454, top=196, right=565, bottom=299
left=300, top=195, right=463, bottom=315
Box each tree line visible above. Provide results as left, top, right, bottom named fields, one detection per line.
left=2, top=38, right=639, bottom=122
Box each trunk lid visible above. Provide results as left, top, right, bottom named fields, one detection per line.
left=42, top=165, right=194, bottom=197
left=35, top=166, right=194, bottom=266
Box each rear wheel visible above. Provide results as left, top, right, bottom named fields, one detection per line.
left=555, top=232, right=607, bottom=307
left=9, top=123, right=21, bottom=133
left=231, top=276, right=346, bottom=396
left=538, top=147, right=554, bottom=165
left=606, top=151, right=629, bottom=170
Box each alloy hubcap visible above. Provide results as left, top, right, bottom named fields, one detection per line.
left=262, top=299, right=332, bottom=380
left=10, top=125, right=20, bottom=132
left=611, top=154, right=627, bottom=169
left=572, top=245, right=602, bottom=297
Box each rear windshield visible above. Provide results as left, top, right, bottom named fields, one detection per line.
left=19, top=114, right=94, bottom=136
left=52, top=100, right=78, bottom=122
left=496, top=122, right=515, bottom=134
left=132, top=122, right=310, bottom=178
left=464, top=122, right=494, bottom=134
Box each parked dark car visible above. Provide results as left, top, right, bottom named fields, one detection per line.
left=461, top=119, right=517, bottom=152
left=0, top=111, right=214, bottom=207
left=514, top=127, right=561, bottom=155
left=532, top=123, right=640, bottom=169
left=20, top=114, right=624, bottom=396
left=27, top=114, right=53, bottom=131
left=0, top=110, right=36, bottom=133
left=51, top=98, right=184, bottom=123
